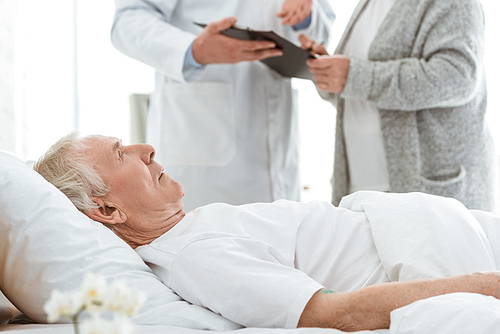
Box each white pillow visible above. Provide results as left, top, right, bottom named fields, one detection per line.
left=0, top=152, right=240, bottom=329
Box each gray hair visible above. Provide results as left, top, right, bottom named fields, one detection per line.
left=33, top=132, right=109, bottom=213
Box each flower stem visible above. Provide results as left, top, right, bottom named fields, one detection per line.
left=72, top=307, right=84, bottom=334
left=72, top=314, right=80, bottom=334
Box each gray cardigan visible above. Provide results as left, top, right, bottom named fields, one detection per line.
left=324, top=0, right=497, bottom=210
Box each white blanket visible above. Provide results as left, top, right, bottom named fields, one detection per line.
left=389, top=293, right=500, bottom=333
left=339, top=191, right=498, bottom=280
left=339, top=191, right=500, bottom=333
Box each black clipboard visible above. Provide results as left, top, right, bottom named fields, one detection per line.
left=194, top=22, right=315, bottom=81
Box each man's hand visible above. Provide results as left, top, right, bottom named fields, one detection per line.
left=277, top=0, right=313, bottom=26
left=192, top=17, right=283, bottom=65
left=298, top=271, right=500, bottom=331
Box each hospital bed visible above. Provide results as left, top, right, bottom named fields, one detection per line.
left=2, top=150, right=500, bottom=334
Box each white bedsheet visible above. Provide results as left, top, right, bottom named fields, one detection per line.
left=0, top=325, right=385, bottom=334
left=1, top=292, right=500, bottom=334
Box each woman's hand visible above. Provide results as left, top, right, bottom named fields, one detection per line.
left=299, top=34, right=328, bottom=56
left=307, top=55, right=350, bottom=93
left=299, top=34, right=350, bottom=93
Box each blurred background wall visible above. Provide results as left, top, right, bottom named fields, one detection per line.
left=1, top=0, right=498, bottom=203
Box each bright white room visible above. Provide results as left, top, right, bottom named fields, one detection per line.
left=2, top=1, right=500, bottom=333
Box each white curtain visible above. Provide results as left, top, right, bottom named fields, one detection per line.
left=0, top=0, right=18, bottom=154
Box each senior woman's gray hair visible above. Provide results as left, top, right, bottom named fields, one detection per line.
left=33, top=132, right=109, bottom=213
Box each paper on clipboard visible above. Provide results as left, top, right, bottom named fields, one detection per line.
left=194, top=22, right=315, bottom=81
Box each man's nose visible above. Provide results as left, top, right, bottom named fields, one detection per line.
left=136, top=144, right=156, bottom=164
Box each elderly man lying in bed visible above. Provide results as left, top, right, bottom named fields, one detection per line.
left=34, top=133, right=500, bottom=332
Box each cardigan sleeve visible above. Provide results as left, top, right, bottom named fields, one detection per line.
left=341, top=0, right=485, bottom=112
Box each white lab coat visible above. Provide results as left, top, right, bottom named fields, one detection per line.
left=111, top=0, right=334, bottom=211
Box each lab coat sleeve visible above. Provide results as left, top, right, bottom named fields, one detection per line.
left=146, top=237, right=323, bottom=329
left=302, top=0, right=335, bottom=45
left=340, top=0, right=484, bottom=111
left=111, top=0, right=195, bottom=83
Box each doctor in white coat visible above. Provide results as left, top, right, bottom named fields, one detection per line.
left=111, top=0, right=334, bottom=211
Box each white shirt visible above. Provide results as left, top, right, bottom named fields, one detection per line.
left=343, top=0, right=397, bottom=193
left=136, top=200, right=389, bottom=328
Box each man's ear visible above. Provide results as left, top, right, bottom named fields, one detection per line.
left=85, top=197, right=127, bottom=225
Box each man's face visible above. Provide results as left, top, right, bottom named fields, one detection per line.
left=83, top=136, right=185, bottom=230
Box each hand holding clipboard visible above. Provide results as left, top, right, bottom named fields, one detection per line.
left=195, top=22, right=316, bottom=81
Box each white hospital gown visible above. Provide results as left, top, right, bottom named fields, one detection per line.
left=136, top=200, right=389, bottom=328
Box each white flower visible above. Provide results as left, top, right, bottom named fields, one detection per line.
left=111, top=315, right=136, bottom=334
left=123, top=292, right=146, bottom=318
left=80, top=314, right=115, bottom=334
left=80, top=315, right=135, bottom=334
left=44, top=272, right=143, bottom=334
left=107, top=280, right=146, bottom=317
left=43, top=289, right=80, bottom=323
left=78, top=272, right=110, bottom=314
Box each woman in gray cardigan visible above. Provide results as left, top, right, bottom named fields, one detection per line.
left=302, top=0, right=497, bottom=211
